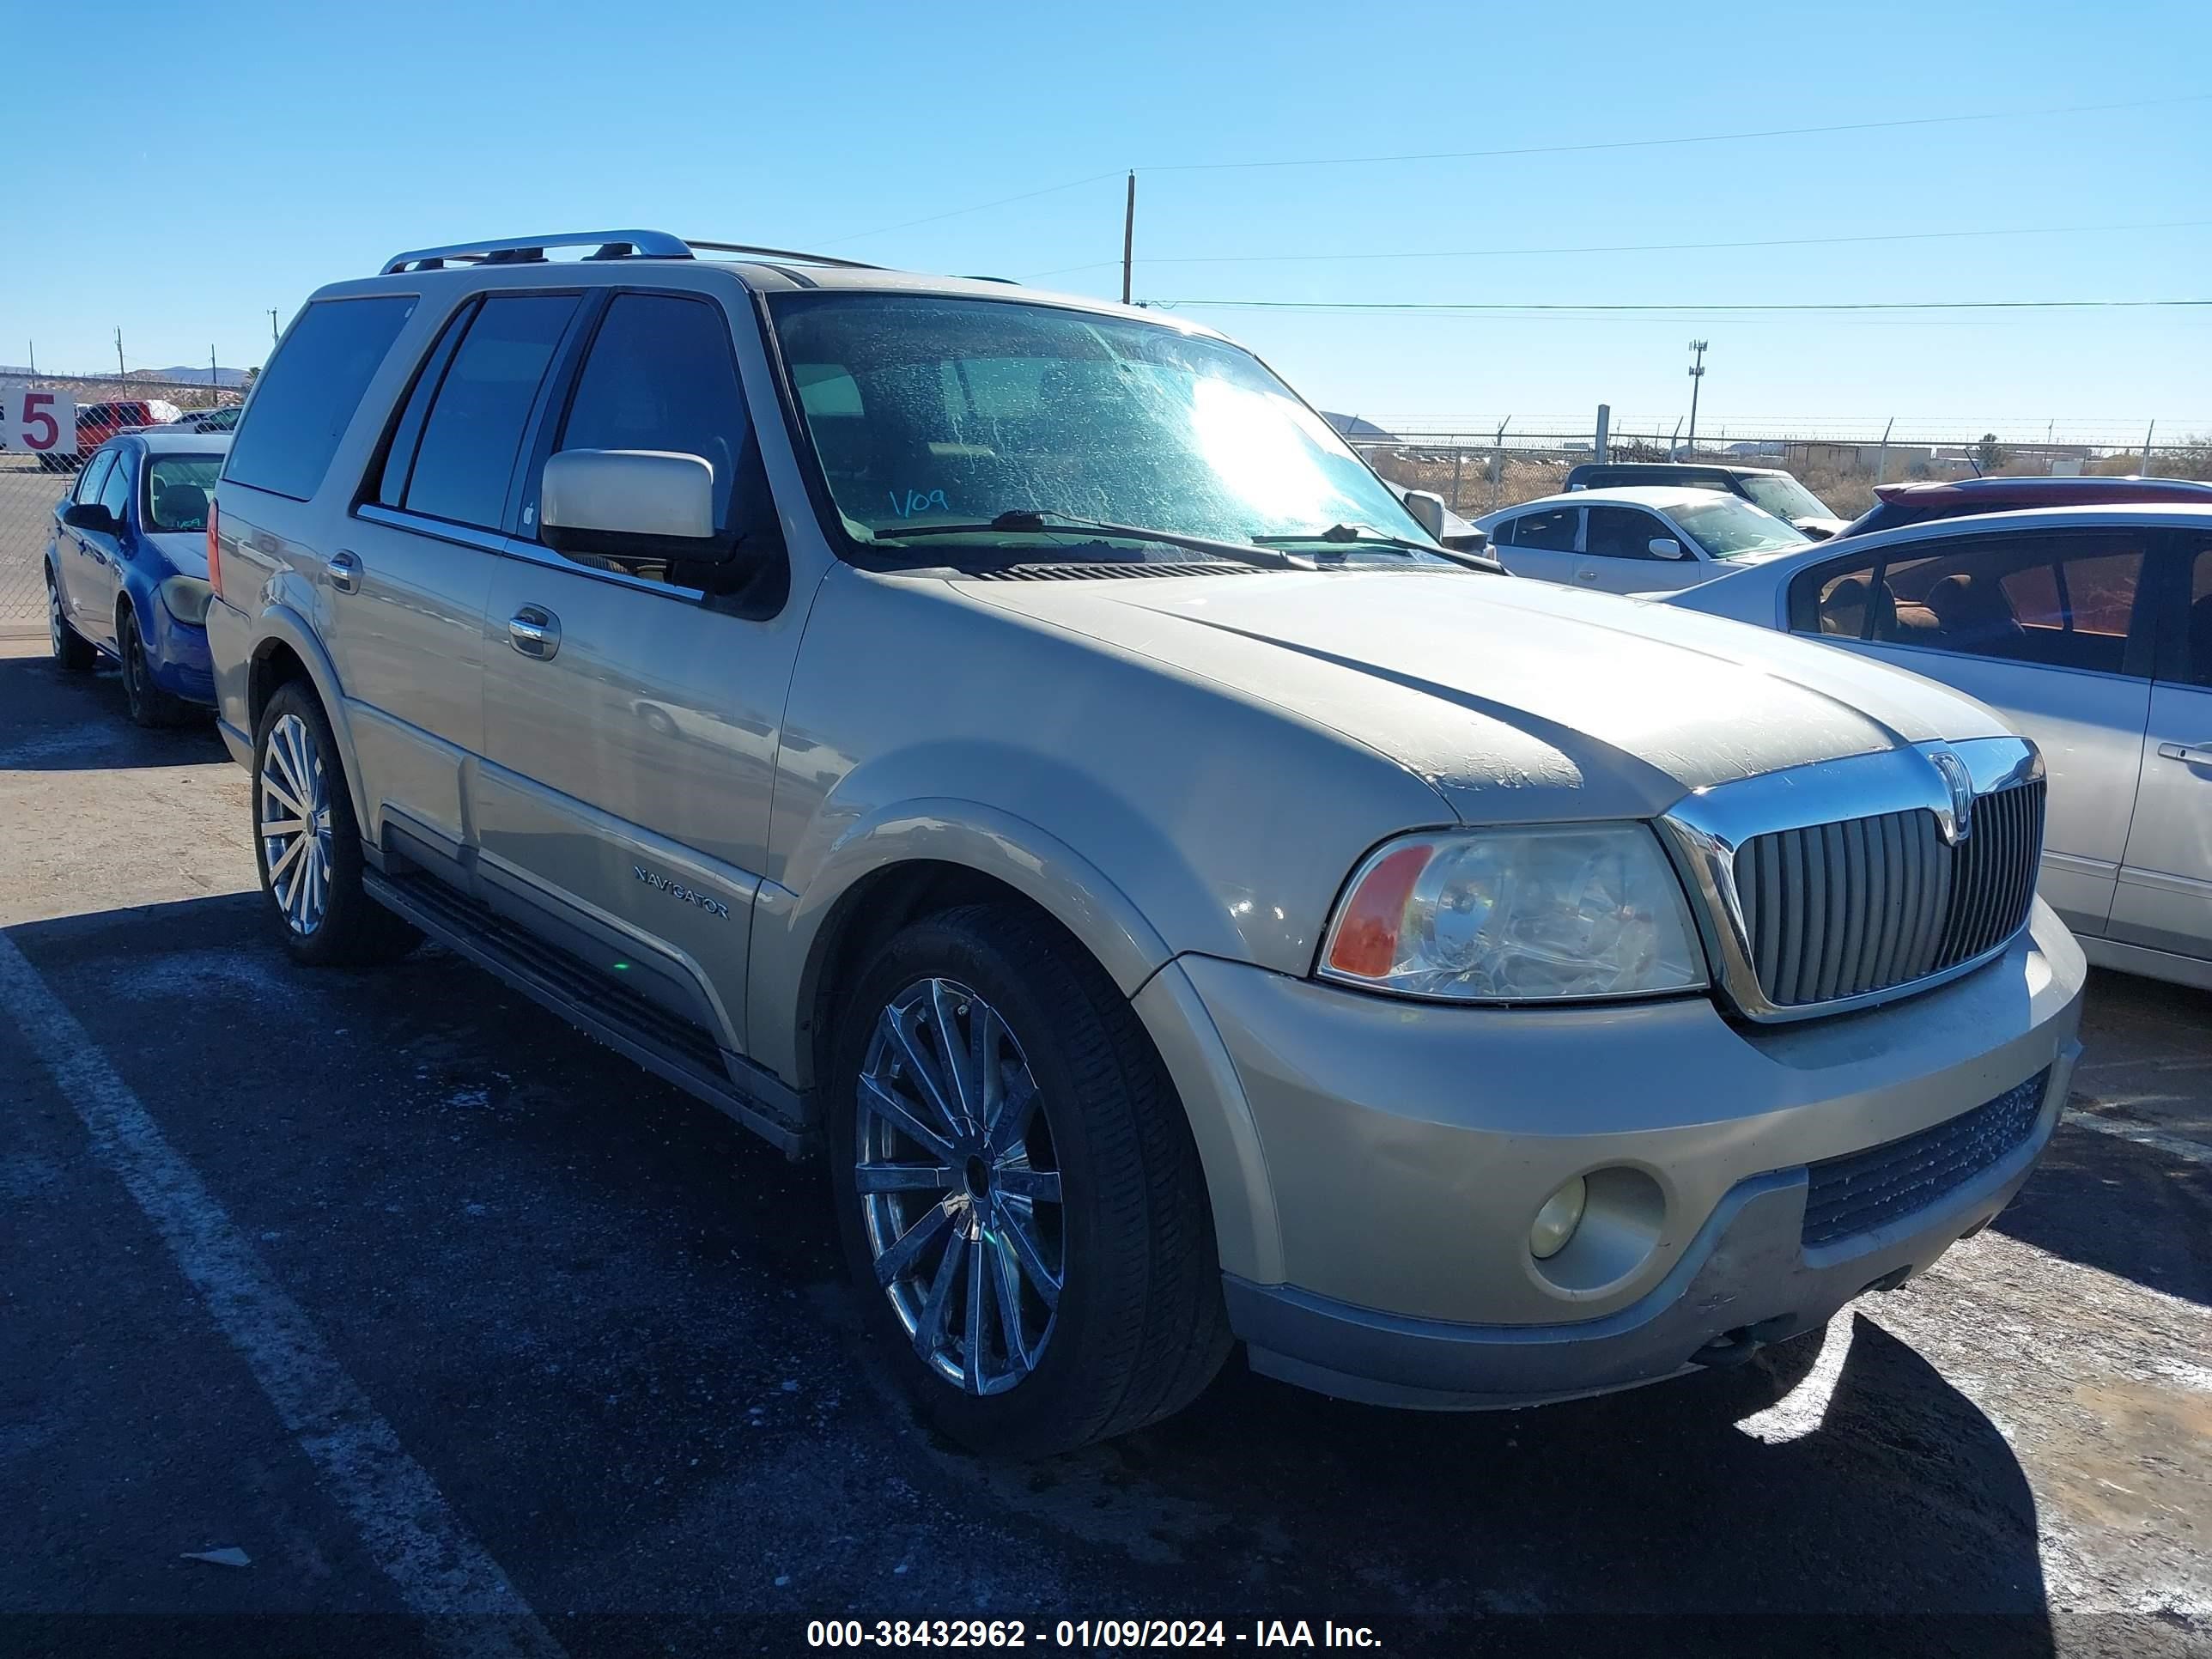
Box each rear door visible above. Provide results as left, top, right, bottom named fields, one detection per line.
left=476, top=285, right=800, bottom=1056
left=335, top=290, right=580, bottom=858
left=54, top=449, right=116, bottom=635
left=1491, top=505, right=1581, bottom=586
left=1787, top=526, right=2158, bottom=939
left=80, top=445, right=137, bottom=647
left=2108, top=536, right=2212, bottom=966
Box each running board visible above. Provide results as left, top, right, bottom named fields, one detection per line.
left=363, top=869, right=810, bottom=1157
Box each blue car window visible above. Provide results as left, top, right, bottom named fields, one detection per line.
left=146, top=455, right=223, bottom=532
left=96, top=453, right=133, bottom=525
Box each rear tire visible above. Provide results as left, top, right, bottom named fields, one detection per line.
left=827, top=904, right=1231, bottom=1458
left=118, top=609, right=193, bottom=727
left=47, top=573, right=96, bottom=673
left=252, top=681, right=419, bottom=968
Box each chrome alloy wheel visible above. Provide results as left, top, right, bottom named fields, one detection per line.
left=856, top=978, right=1064, bottom=1395
left=258, top=713, right=334, bottom=935
left=47, top=581, right=64, bottom=657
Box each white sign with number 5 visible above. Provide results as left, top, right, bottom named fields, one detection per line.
left=3, top=387, right=79, bottom=457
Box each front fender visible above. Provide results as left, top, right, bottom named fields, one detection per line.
left=745, top=796, right=1281, bottom=1285
left=748, top=796, right=1173, bottom=1085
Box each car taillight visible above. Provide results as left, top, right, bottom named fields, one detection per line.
left=208, top=501, right=222, bottom=599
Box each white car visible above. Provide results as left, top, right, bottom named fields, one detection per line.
left=1473, top=485, right=1811, bottom=593
left=1666, top=503, right=2212, bottom=990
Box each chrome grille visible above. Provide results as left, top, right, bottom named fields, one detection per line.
left=1733, top=780, right=2045, bottom=1009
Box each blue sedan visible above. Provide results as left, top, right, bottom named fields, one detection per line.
left=46, top=429, right=230, bottom=725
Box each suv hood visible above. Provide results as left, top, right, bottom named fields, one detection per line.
left=960, top=568, right=2014, bottom=824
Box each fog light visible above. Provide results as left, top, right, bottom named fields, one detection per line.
left=1529, top=1176, right=1588, bottom=1260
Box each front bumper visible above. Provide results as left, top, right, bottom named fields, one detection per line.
left=1152, top=902, right=2085, bottom=1409
left=141, top=602, right=215, bottom=705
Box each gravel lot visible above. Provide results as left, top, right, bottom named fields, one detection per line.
left=2, top=636, right=2207, bottom=1656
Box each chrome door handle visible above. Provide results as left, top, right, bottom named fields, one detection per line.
left=326, top=550, right=362, bottom=594
left=2157, top=742, right=2212, bottom=766
left=507, top=605, right=561, bottom=660
left=1575, top=568, right=1598, bottom=582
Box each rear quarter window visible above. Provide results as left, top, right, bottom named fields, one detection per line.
left=227, top=295, right=417, bottom=501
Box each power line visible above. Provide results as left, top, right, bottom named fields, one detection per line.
left=818, top=170, right=1121, bottom=246
left=1024, top=217, right=2212, bottom=280
left=818, top=92, right=2206, bottom=249
left=1155, top=297, right=2212, bottom=316
left=1137, top=90, right=2211, bottom=174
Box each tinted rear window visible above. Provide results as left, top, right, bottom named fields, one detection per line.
left=402, top=293, right=578, bottom=531
left=227, top=295, right=416, bottom=501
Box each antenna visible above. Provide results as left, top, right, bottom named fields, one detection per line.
left=1684, top=340, right=1709, bottom=454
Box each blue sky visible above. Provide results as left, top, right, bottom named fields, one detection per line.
left=5, top=0, right=2207, bottom=437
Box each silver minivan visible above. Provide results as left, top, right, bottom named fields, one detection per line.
left=204, top=230, right=2084, bottom=1455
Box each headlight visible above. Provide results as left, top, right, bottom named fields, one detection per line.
left=158, top=575, right=214, bottom=626
left=1318, top=825, right=1708, bottom=1002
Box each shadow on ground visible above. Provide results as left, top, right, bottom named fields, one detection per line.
left=0, top=652, right=223, bottom=772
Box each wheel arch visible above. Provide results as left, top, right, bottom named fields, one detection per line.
left=752, top=802, right=1279, bottom=1285
left=240, top=608, right=370, bottom=839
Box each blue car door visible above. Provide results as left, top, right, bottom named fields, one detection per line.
left=78, top=446, right=136, bottom=648
left=55, top=449, right=116, bottom=642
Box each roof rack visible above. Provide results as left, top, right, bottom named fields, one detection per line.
left=684, top=240, right=883, bottom=270
left=380, top=229, right=883, bottom=276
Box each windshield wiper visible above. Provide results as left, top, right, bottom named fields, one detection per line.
left=1254, top=524, right=1507, bottom=574
left=866, top=509, right=1298, bottom=570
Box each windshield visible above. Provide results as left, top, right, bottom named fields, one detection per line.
left=1738, top=472, right=1833, bottom=523
left=1671, top=495, right=1812, bottom=560
left=144, top=454, right=222, bottom=532
left=768, top=292, right=1445, bottom=563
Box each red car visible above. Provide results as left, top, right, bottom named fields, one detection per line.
left=1838, top=474, right=2212, bottom=538
left=40, top=400, right=179, bottom=471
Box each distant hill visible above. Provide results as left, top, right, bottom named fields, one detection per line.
left=1324, top=412, right=1399, bottom=441
left=0, top=364, right=252, bottom=386
left=134, top=366, right=252, bottom=387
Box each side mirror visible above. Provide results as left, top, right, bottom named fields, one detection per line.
left=1440, top=528, right=1490, bottom=556
left=1400, top=489, right=1448, bottom=539
left=541, top=449, right=727, bottom=565
left=1647, top=537, right=1686, bottom=561
left=62, top=501, right=118, bottom=534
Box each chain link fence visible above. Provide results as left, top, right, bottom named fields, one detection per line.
left=6, top=365, right=2209, bottom=635
left=1, top=375, right=241, bottom=635
left=1344, top=416, right=2212, bottom=523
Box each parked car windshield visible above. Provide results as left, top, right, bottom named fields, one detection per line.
left=144, top=454, right=223, bottom=532
left=1672, top=495, right=1813, bottom=559
left=768, top=292, right=1446, bottom=562
left=1737, top=472, right=1834, bottom=523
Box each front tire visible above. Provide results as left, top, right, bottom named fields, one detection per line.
left=828, top=905, right=1230, bottom=1457
left=119, top=608, right=192, bottom=727
left=48, top=573, right=95, bottom=673
left=252, top=682, right=418, bottom=967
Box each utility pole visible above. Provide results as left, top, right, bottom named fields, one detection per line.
left=1684, top=340, right=1708, bottom=454
left=1594, top=403, right=1611, bottom=463
left=25, top=342, right=33, bottom=378
left=1121, top=171, right=1136, bottom=306
left=210, top=346, right=219, bottom=392
left=116, top=328, right=126, bottom=380
left=1875, top=415, right=1894, bottom=487
left=2142, top=421, right=2156, bottom=476
left=269, top=308, right=279, bottom=345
